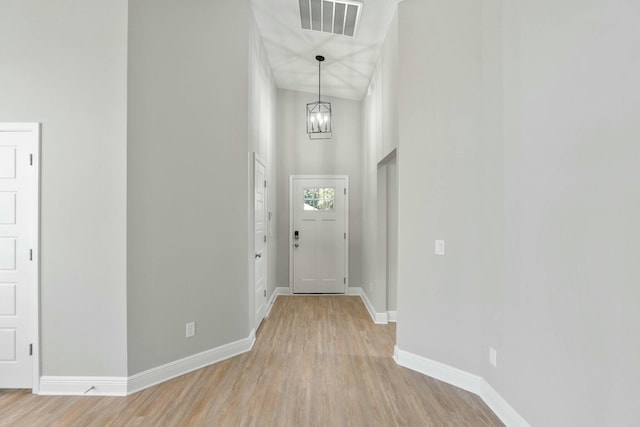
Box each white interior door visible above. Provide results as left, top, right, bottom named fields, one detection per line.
left=254, top=154, right=267, bottom=328
left=0, top=123, right=39, bottom=389
left=291, top=176, right=347, bottom=294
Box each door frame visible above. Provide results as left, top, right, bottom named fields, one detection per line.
left=252, top=152, right=268, bottom=329
left=289, top=175, right=349, bottom=293
left=0, top=122, right=40, bottom=393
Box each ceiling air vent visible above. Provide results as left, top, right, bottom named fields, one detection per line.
left=298, top=0, right=363, bottom=37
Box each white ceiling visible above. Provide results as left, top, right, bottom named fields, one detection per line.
left=251, top=0, right=398, bottom=101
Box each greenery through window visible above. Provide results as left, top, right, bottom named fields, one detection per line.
left=304, top=187, right=335, bottom=211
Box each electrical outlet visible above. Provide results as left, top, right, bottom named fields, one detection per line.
left=435, top=240, right=445, bottom=255
left=489, top=347, right=497, bottom=367
left=186, top=322, right=196, bottom=338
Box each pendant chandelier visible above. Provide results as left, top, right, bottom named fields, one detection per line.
left=306, top=55, right=332, bottom=139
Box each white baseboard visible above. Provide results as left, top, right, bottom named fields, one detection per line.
left=387, top=311, right=397, bottom=322
left=39, top=376, right=127, bottom=396
left=275, top=285, right=292, bottom=294
left=393, top=346, right=530, bottom=427
left=265, top=286, right=291, bottom=317
left=127, top=329, right=255, bottom=395
left=349, top=286, right=388, bottom=324
left=346, top=286, right=362, bottom=296
left=393, top=346, right=482, bottom=391
left=39, top=330, right=257, bottom=397
left=478, top=380, right=531, bottom=427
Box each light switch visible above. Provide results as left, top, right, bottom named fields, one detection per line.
left=186, top=322, right=196, bottom=338
left=435, top=240, right=445, bottom=255
left=489, top=347, right=497, bottom=367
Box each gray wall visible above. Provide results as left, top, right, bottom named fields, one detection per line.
left=0, top=0, right=128, bottom=376
left=275, top=89, right=362, bottom=288
left=249, top=11, right=279, bottom=302
left=396, top=0, right=640, bottom=425
left=386, top=153, right=398, bottom=312
left=498, top=0, right=640, bottom=424
left=397, top=0, right=503, bottom=376
left=127, top=0, right=251, bottom=375
left=361, top=12, right=399, bottom=313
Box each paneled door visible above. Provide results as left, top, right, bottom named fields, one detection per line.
left=291, top=176, right=348, bottom=294
left=0, top=123, right=39, bottom=389
left=254, top=154, right=267, bottom=328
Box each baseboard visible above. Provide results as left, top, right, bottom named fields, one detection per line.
left=38, top=330, right=257, bottom=397
left=393, top=346, right=482, bottom=391
left=346, top=286, right=362, bottom=296
left=478, top=380, right=531, bottom=427
left=367, top=300, right=388, bottom=325
left=393, top=346, right=530, bottom=427
left=349, top=286, right=388, bottom=324
left=39, top=376, right=127, bottom=396
left=127, top=329, right=256, bottom=395
left=265, top=286, right=291, bottom=317
left=387, top=311, right=397, bottom=322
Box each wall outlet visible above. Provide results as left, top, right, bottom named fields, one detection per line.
left=186, top=322, right=196, bottom=338
left=489, top=347, right=497, bottom=367
left=435, top=240, right=445, bottom=255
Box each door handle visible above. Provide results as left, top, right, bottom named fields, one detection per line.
left=255, top=253, right=261, bottom=259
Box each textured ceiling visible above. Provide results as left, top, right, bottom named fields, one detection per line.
left=251, top=0, right=398, bottom=101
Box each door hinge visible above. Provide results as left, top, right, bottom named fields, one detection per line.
left=344, top=232, right=346, bottom=239
left=29, top=344, right=33, bottom=356
left=263, top=289, right=266, bottom=298
left=264, top=235, right=267, bottom=243
left=29, top=249, right=33, bottom=261
left=264, top=180, right=267, bottom=188
left=344, top=188, right=346, bottom=195
left=344, top=278, right=346, bottom=284
left=29, top=154, right=33, bottom=166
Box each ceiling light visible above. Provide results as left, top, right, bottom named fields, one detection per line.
left=307, top=55, right=332, bottom=140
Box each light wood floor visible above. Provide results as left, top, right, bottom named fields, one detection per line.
left=0, top=296, right=503, bottom=426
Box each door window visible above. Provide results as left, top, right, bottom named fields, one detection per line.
left=303, top=187, right=335, bottom=211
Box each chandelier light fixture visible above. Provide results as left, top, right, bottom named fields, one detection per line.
left=306, top=55, right=332, bottom=140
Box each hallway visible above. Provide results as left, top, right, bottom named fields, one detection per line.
left=0, top=296, right=502, bottom=426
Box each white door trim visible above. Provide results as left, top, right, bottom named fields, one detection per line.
left=289, top=175, right=349, bottom=293
left=0, top=122, right=40, bottom=393
left=252, top=152, right=268, bottom=329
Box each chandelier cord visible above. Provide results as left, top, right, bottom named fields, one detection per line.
left=318, top=59, right=321, bottom=102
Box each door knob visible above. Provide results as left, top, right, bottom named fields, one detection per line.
left=255, top=253, right=261, bottom=259
left=294, top=243, right=299, bottom=247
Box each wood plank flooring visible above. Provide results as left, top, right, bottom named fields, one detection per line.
left=0, top=296, right=503, bottom=426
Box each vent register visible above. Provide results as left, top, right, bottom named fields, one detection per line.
left=298, top=0, right=362, bottom=37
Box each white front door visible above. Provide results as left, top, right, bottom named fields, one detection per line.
left=0, top=123, right=39, bottom=389
left=254, top=154, right=267, bottom=328
left=291, top=176, right=348, bottom=294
